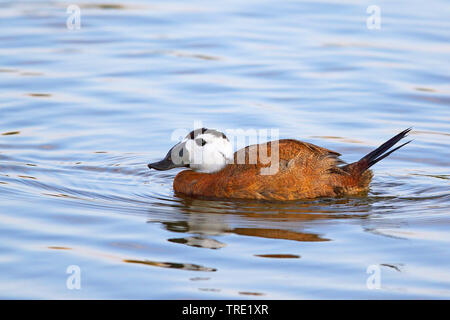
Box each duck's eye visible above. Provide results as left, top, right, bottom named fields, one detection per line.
left=195, top=138, right=207, bottom=146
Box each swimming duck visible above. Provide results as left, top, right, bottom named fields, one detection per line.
left=148, top=128, right=411, bottom=200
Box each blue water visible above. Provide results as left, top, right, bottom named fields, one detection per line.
left=0, top=0, right=449, bottom=299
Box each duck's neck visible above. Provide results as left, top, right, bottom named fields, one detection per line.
left=173, top=169, right=217, bottom=197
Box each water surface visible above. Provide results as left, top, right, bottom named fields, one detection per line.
left=0, top=0, right=449, bottom=299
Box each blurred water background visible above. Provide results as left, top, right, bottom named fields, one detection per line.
left=0, top=0, right=449, bottom=299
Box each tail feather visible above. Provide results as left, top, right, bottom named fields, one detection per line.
left=345, top=128, right=412, bottom=174
left=366, top=139, right=411, bottom=168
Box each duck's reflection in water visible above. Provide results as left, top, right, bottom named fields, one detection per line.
left=123, top=259, right=216, bottom=272
left=158, top=195, right=373, bottom=250
left=168, top=236, right=227, bottom=249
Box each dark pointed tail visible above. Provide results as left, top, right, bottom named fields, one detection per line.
left=344, top=128, right=412, bottom=174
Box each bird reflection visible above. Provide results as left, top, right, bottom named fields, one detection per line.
left=158, top=195, right=372, bottom=249
left=168, top=236, right=226, bottom=249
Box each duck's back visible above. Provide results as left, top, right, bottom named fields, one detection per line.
left=173, top=139, right=372, bottom=200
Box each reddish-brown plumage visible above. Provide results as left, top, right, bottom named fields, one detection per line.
left=146, top=128, right=410, bottom=200
left=173, top=139, right=373, bottom=200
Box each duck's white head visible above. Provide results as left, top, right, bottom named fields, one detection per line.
left=148, top=128, right=233, bottom=173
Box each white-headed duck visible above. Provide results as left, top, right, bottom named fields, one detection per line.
left=148, top=128, right=411, bottom=200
